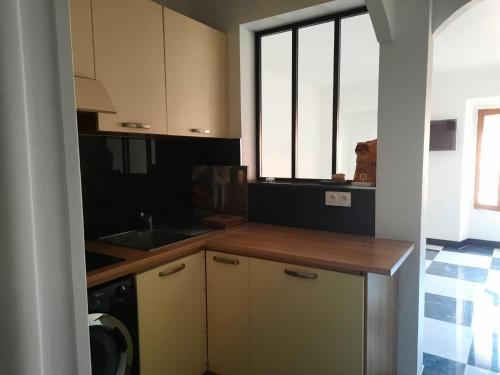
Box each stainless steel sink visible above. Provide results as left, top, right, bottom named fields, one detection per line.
left=99, top=229, right=191, bottom=251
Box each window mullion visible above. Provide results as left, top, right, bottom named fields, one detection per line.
left=291, top=28, right=298, bottom=179
left=332, top=19, right=341, bottom=176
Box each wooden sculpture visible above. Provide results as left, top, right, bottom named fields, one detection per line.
left=353, top=139, right=377, bottom=186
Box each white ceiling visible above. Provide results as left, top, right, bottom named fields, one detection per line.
left=433, top=0, right=500, bottom=73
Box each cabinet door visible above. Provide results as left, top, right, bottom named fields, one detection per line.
left=164, top=8, right=228, bottom=138
left=250, top=258, right=364, bottom=375
left=92, top=0, right=167, bottom=134
left=206, top=251, right=250, bottom=375
left=136, top=252, right=206, bottom=375
left=69, top=0, right=95, bottom=79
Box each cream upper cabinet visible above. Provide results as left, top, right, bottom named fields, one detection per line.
left=135, top=252, right=206, bottom=375
left=69, top=0, right=95, bottom=79
left=164, top=8, right=228, bottom=138
left=206, top=251, right=250, bottom=375
left=92, top=0, right=167, bottom=134
left=249, top=258, right=365, bottom=375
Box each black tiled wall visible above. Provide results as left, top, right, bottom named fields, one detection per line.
left=79, top=134, right=240, bottom=239
left=249, top=182, right=375, bottom=236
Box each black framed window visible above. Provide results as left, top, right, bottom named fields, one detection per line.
left=256, top=7, right=379, bottom=181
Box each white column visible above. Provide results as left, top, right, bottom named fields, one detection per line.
left=0, top=1, right=90, bottom=374
left=375, top=0, right=433, bottom=374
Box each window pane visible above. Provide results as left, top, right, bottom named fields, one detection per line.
left=261, top=31, right=293, bottom=178
left=477, top=113, right=500, bottom=206
left=296, top=22, right=335, bottom=179
left=338, top=14, right=379, bottom=179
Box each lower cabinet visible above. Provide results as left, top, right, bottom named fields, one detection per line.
left=249, top=258, right=365, bottom=375
left=135, top=251, right=374, bottom=375
left=206, top=251, right=250, bottom=375
left=135, top=252, right=206, bottom=375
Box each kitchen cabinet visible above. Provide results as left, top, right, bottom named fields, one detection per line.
left=249, top=258, right=365, bottom=375
left=164, top=8, right=228, bottom=138
left=92, top=0, right=167, bottom=134
left=206, top=251, right=250, bottom=375
left=135, top=252, right=206, bottom=375
left=69, top=0, right=95, bottom=79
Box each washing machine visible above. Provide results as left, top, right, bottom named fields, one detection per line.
left=88, top=276, right=139, bottom=375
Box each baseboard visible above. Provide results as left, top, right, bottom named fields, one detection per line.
left=467, top=238, right=500, bottom=248
left=427, top=237, right=500, bottom=249
left=426, top=238, right=466, bottom=248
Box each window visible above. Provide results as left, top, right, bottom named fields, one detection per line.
left=256, top=8, right=379, bottom=180
left=475, top=109, right=500, bottom=211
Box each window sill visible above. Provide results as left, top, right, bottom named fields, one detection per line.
left=249, top=180, right=376, bottom=190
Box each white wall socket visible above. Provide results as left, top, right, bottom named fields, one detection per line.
left=325, top=191, right=352, bottom=207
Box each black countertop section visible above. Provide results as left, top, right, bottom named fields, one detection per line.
left=85, top=251, right=125, bottom=272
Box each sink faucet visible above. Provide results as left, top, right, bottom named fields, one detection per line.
left=139, top=212, right=153, bottom=231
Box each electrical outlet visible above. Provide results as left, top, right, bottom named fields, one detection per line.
left=325, top=191, right=351, bottom=207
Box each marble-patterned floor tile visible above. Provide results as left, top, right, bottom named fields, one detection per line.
left=424, top=318, right=474, bottom=363
left=485, top=270, right=500, bottom=296
left=468, top=333, right=500, bottom=373
left=423, top=352, right=466, bottom=375
left=425, top=293, right=474, bottom=326
left=428, top=249, right=440, bottom=260
left=444, top=246, right=494, bottom=257
left=427, top=262, right=489, bottom=283
left=464, top=364, right=500, bottom=374
left=471, top=293, right=500, bottom=334
left=428, top=244, right=445, bottom=251
left=491, top=258, right=500, bottom=271
left=425, top=274, right=485, bottom=302
left=434, top=251, right=492, bottom=270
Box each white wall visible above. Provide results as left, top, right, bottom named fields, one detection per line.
left=375, top=0, right=433, bottom=373
left=0, top=1, right=90, bottom=375
left=426, top=0, right=500, bottom=242
left=428, top=66, right=500, bottom=242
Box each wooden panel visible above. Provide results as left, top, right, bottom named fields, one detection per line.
left=92, top=0, right=167, bottom=134
left=366, top=273, right=398, bottom=375
left=74, top=76, right=116, bottom=114
left=206, top=251, right=250, bottom=375
left=474, top=108, right=500, bottom=211
left=250, top=258, right=364, bottom=375
left=69, top=0, right=95, bottom=79
left=164, top=8, right=228, bottom=138
left=86, top=223, right=414, bottom=287
left=206, top=223, right=414, bottom=276
left=136, top=252, right=206, bottom=375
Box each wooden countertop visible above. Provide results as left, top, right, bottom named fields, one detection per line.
left=86, top=223, right=414, bottom=287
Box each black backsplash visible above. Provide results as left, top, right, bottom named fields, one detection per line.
left=249, top=182, right=375, bottom=236
left=79, top=134, right=240, bottom=239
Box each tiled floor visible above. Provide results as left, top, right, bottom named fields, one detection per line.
left=424, top=245, right=500, bottom=374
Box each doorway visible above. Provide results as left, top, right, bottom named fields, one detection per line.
left=424, top=1, right=500, bottom=373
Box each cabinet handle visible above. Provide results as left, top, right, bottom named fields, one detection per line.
left=190, top=128, right=211, bottom=134
left=213, top=256, right=240, bottom=265
left=122, top=122, right=151, bottom=129
left=158, top=263, right=186, bottom=277
left=284, top=268, right=318, bottom=280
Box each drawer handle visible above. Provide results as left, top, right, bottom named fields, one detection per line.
left=213, top=256, right=240, bottom=265
left=122, top=122, right=151, bottom=129
left=284, top=268, right=318, bottom=280
left=159, top=263, right=186, bottom=277
left=190, top=128, right=211, bottom=134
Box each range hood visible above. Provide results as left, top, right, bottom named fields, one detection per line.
left=74, top=76, right=116, bottom=114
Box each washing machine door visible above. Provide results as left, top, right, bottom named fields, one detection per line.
left=88, top=313, right=134, bottom=375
